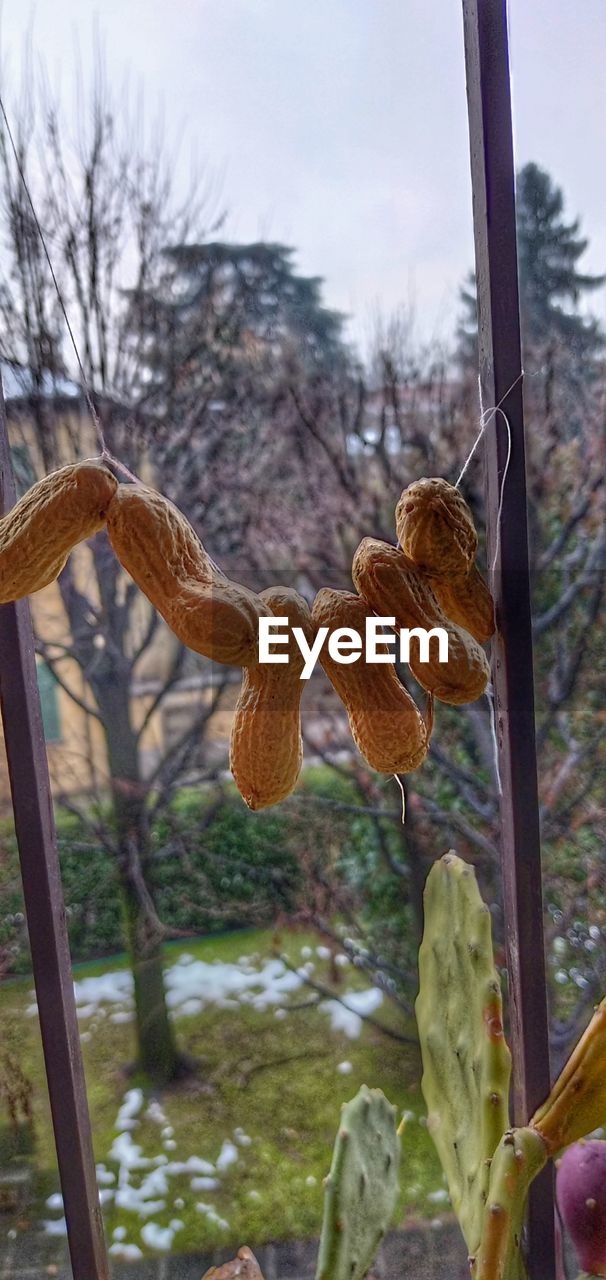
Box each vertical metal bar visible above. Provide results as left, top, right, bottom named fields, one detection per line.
left=0, top=391, right=110, bottom=1278
left=460, top=2, right=560, bottom=1277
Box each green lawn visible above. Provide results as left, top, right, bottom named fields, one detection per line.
left=0, top=927, right=445, bottom=1262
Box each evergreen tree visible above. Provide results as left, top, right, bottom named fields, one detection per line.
left=130, top=240, right=346, bottom=418
left=517, top=162, right=604, bottom=347
left=457, top=162, right=605, bottom=381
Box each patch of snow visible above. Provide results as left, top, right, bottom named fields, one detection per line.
left=163, top=955, right=303, bottom=1014
left=321, top=988, right=383, bottom=1039
left=33, top=951, right=382, bottom=1054
left=113, top=1226, right=127, bottom=1241
left=177, top=998, right=203, bottom=1017
left=109, top=1243, right=144, bottom=1261
left=75, top=971, right=134, bottom=1005
left=140, top=1222, right=176, bottom=1251
left=196, top=1203, right=229, bottom=1229
left=116, top=1089, right=144, bottom=1131
left=43, top=1218, right=68, bottom=1236
left=109, top=1133, right=153, bottom=1170
left=216, top=1139, right=238, bottom=1171
left=46, top=1193, right=63, bottom=1211
left=76, top=1003, right=98, bottom=1020
left=191, top=1176, right=220, bottom=1191
left=137, top=1167, right=170, bottom=1198
left=146, top=1101, right=168, bottom=1125
left=337, top=1061, right=353, bottom=1074
left=166, top=1156, right=215, bottom=1175
left=115, top=1187, right=166, bottom=1216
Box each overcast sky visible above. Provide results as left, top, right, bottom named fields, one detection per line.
left=1, top=1, right=605, bottom=355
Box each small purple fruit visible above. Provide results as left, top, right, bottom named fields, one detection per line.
left=556, top=1139, right=606, bottom=1277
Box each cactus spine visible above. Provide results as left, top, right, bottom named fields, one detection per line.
left=315, top=1085, right=400, bottom=1280
left=415, top=852, right=512, bottom=1256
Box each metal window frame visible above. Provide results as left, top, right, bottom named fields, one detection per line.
left=0, top=427, right=110, bottom=1278
left=462, top=2, right=562, bottom=1274
left=0, top=3, right=562, bottom=1274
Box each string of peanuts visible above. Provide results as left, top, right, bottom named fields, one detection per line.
left=0, top=460, right=496, bottom=812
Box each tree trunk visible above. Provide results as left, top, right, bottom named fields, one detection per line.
left=119, top=854, right=179, bottom=1085
left=96, top=674, right=180, bottom=1087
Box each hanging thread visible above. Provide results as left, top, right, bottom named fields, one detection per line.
left=0, top=92, right=142, bottom=486
left=455, top=369, right=521, bottom=570
left=455, top=372, right=522, bottom=799
left=485, top=682, right=503, bottom=797
left=393, top=773, right=407, bottom=824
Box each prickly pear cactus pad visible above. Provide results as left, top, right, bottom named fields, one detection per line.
left=415, top=852, right=512, bottom=1255
left=531, top=997, right=606, bottom=1154
left=315, top=1085, right=400, bottom=1280
left=471, top=1126, right=548, bottom=1280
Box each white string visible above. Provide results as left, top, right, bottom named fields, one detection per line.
left=455, top=370, right=522, bottom=485
left=489, top=408, right=512, bottom=572
left=485, top=683, right=503, bottom=797
left=455, top=375, right=523, bottom=800
left=392, top=773, right=407, bottom=824
left=455, top=370, right=520, bottom=572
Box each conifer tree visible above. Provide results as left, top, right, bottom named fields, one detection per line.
left=458, top=162, right=604, bottom=394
